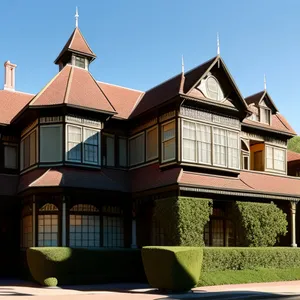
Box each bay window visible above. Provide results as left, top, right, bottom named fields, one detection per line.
left=162, top=121, right=176, bottom=162
left=146, top=126, right=158, bottom=161
left=182, top=119, right=240, bottom=169
left=66, top=125, right=100, bottom=165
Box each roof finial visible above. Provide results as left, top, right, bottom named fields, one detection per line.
left=75, top=7, right=79, bottom=28
left=264, top=74, right=267, bottom=91
left=181, top=55, right=185, bottom=74
left=217, top=32, right=220, bottom=56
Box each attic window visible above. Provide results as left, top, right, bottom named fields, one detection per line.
left=74, top=56, right=86, bottom=69
left=260, top=108, right=271, bottom=125
left=205, top=76, right=224, bottom=101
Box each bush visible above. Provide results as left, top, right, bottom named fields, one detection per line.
left=154, top=197, right=212, bottom=246
left=27, top=247, right=146, bottom=286
left=142, top=246, right=203, bottom=292
left=288, top=136, right=300, bottom=153
left=202, top=247, right=300, bottom=272
left=235, top=201, right=287, bottom=246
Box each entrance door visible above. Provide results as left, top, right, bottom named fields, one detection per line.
left=0, top=214, right=20, bottom=277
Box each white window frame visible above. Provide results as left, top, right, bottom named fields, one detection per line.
left=66, top=124, right=82, bottom=163
left=83, top=128, right=101, bottom=165
left=265, top=145, right=286, bottom=173
left=212, top=127, right=227, bottom=168
left=129, top=132, right=145, bottom=166
left=161, top=120, right=176, bottom=163
left=146, top=125, right=158, bottom=161
left=65, top=124, right=101, bottom=166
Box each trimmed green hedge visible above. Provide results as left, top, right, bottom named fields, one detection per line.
left=154, top=197, right=212, bottom=246
left=142, top=246, right=203, bottom=292
left=202, top=247, right=300, bottom=271
left=27, top=248, right=146, bottom=286
left=235, top=201, right=287, bottom=246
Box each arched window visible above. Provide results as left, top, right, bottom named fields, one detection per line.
left=206, top=76, right=224, bottom=101
left=69, top=204, right=100, bottom=248
left=103, top=206, right=124, bottom=248
left=38, top=203, right=59, bottom=247
left=21, top=205, right=32, bottom=248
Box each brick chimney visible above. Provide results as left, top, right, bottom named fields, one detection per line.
left=4, top=61, right=17, bottom=91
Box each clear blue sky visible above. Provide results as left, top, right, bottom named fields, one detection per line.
left=1, top=0, right=299, bottom=133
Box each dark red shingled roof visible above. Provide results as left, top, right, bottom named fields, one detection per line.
left=288, top=150, right=300, bottom=163
left=29, top=65, right=116, bottom=114
left=0, top=90, right=34, bottom=124
left=54, top=27, right=96, bottom=64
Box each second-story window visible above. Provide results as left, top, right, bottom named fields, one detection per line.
left=4, top=144, right=18, bottom=169
left=162, top=121, right=176, bottom=163
left=129, top=133, right=145, bottom=166
left=103, top=134, right=115, bottom=167
left=20, top=130, right=37, bottom=171
left=118, top=137, right=127, bottom=167
left=265, top=145, right=285, bottom=172
left=261, top=108, right=271, bottom=125
left=66, top=125, right=100, bottom=165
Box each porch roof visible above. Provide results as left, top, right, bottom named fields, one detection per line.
left=18, top=167, right=130, bottom=193
left=179, top=170, right=300, bottom=200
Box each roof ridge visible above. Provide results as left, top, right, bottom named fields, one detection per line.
left=97, top=81, right=143, bottom=93
left=245, top=90, right=265, bottom=99
left=184, top=55, right=218, bottom=76
left=88, top=70, right=117, bottom=113
left=128, top=91, right=145, bottom=117
left=64, top=66, right=74, bottom=104
left=275, top=112, right=290, bottom=131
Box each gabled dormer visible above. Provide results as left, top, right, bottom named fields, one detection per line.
left=245, top=90, right=278, bottom=126
left=54, top=27, right=96, bottom=71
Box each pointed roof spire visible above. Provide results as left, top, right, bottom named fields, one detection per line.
left=181, top=55, right=185, bottom=74
left=217, top=32, right=220, bottom=56
left=75, top=7, right=79, bottom=28
left=264, top=74, right=267, bottom=91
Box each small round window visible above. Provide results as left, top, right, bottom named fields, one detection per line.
left=206, top=76, right=223, bottom=100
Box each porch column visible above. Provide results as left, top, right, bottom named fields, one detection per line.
left=131, top=219, right=137, bottom=248
left=62, top=196, right=67, bottom=246
left=290, top=201, right=298, bottom=247
left=32, top=197, right=36, bottom=246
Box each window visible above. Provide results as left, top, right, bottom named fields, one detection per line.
left=21, top=205, right=32, bottom=248
left=227, top=131, right=239, bottom=169
left=129, top=133, right=145, bottom=166
left=146, top=126, right=158, bottom=161
left=261, top=108, right=271, bottom=124
left=4, top=145, right=17, bottom=169
left=182, top=121, right=196, bottom=162
left=103, top=134, right=115, bottom=166
left=197, top=124, right=211, bottom=164
left=20, top=130, right=36, bottom=170
left=67, top=125, right=82, bottom=162
left=74, top=56, right=86, bottom=68
left=103, top=205, right=124, bottom=248
left=118, top=137, right=127, bottom=167
left=243, top=155, right=249, bottom=170
left=266, top=145, right=286, bottom=172
left=162, top=121, right=176, bottom=162
left=40, top=126, right=63, bottom=162
left=206, top=76, right=224, bottom=101
left=213, top=128, right=227, bottom=167
left=38, top=203, right=59, bottom=247
left=66, top=125, right=100, bottom=165
left=84, top=129, right=99, bottom=164
left=69, top=204, right=100, bottom=248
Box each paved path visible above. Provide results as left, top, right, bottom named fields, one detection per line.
left=1, top=280, right=300, bottom=299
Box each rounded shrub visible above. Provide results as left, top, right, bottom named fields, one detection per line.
left=142, top=246, right=203, bottom=292
left=44, top=277, right=58, bottom=287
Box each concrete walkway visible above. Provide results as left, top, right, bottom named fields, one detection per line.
left=1, top=280, right=300, bottom=299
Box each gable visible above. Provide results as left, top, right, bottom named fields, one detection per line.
left=185, top=57, right=248, bottom=114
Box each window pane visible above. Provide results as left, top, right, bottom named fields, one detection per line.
left=103, top=216, right=124, bottom=248
left=30, top=131, right=36, bottom=166
left=105, top=135, right=115, bottom=166
left=213, top=128, right=227, bottom=166
left=196, top=124, right=211, bottom=164
left=162, top=122, right=175, bottom=162
left=84, top=129, right=99, bottom=164
left=4, top=145, right=17, bottom=169
left=129, top=133, right=145, bottom=166
left=227, top=131, right=239, bottom=169
left=118, top=137, right=127, bottom=167
left=38, top=215, right=58, bottom=247
left=274, top=148, right=285, bottom=171
left=40, top=126, right=62, bottom=162
left=146, top=127, right=158, bottom=161
left=266, top=146, right=273, bottom=169
left=162, top=122, right=175, bottom=141
left=68, top=126, right=82, bottom=162
left=75, top=56, right=85, bottom=68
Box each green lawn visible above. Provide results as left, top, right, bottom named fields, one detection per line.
left=199, top=268, right=300, bottom=286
